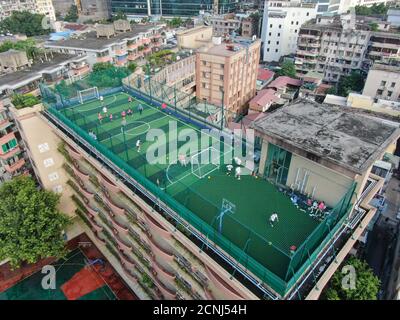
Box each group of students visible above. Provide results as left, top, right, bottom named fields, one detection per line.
left=226, top=157, right=242, bottom=180
left=97, top=96, right=144, bottom=124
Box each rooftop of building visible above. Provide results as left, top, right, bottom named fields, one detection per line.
left=175, top=25, right=212, bottom=36
left=44, top=24, right=162, bottom=51
left=42, top=88, right=347, bottom=297
left=198, top=38, right=260, bottom=57
left=252, top=99, right=400, bottom=174
left=371, top=62, right=400, bottom=72
left=268, top=76, right=302, bottom=89
left=257, top=68, right=275, bottom=82
left=0, top=53, right=83, bottom=91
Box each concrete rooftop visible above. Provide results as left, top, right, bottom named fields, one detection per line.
left=252, top=100, right=400, bottom=174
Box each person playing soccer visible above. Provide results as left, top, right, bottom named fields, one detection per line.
left=102, top=105, right=108, bottom=115
left=98, top=112, right=103, bottom=124
left=138, top=104, right=144, bottom=115
left=235, top=166, right=241, bottom=180
left=109, top=113, right=113, bottom=122
left=121, top=110, right=126, bottom=119
left=128, top=96, right=132, bottom=104
left=226, top=164, right=233, bottom=175
left=127, top=108, right=133, bottom=116
left=269, top=212, right=279, bottom=227
left=161, top=103, right=167, bottom=110
left=178, top=154, right=187, bottom=167
left=136, top=139, right=141, bottom=152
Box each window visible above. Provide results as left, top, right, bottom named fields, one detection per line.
left=202, top=61, right=206, bottom=66
left=275, top=49, right=278, bottom=53
left=306, top=12, right=310, bottom=16
left=277, top=33, right=280, bottom=36
left=53, top=185, right=63, bottom=193
left=1, top=138, right=17, bottom=153
left=270, top=24, right=273, bottom=28
left=381, top=81, right=386, bottom=86
left=279, top=25, right=282, bottom=29
left=220, top=75, right=224, bottom=80
left=276, top=41, right=279, bottom=45
left=269, top=32, right=272, bottom=36
left=387, top=91, right=393, bottom=97
left=377, top=89, right=383, bottom=95
left=391, top=82, right=396, bottom=88
left=268, top=40, right=271, bottom=44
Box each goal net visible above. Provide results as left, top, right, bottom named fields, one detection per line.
left=191, top=147, right=220, bottom=179
left=78, top=87, right=99, bottom=104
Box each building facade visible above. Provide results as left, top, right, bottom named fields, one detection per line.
left=0, top=98, right=31, bottom=184
left=363, top=63, right=400, bottom=102
left=196, top=38, right=261, bottom=119
left=0, top=0, right=55, bottom=21
left=109, top=0, right=238, bottom=17
left=260, top=0, right=317, bottom=62
left=44, top=24, right=164, bottom=67
left=295, top=13, right=392, bottom=83
left=209, top=14, right=241, bottom=37
left=176, top=26, right=213, bottom=49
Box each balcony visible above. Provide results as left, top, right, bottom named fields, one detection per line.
left=115, top=233, right=132, bottom=252
left=87, top=205, right=99, bottom=217
left=89, top=216, right=103, bottom=232
left=104, top=196, right=125, bottom=216
left=109, top=213, right=129, bottom=234
left=93, top=231, right=106, bottom=244
left=0, top=145, right=20, bottom=160
left=99, top=173, right=120, bottom=194
left=154, top=277, right=176, bottom=300
left=72, top=164, right=90, bottom=182
left=4, top=158, right=25, bottom=173
left=115, top=49, right=126, bottom=56
left=121, top=262, right=139, bottom=283
left=128, top=53, right=141, bottom=61
left=66, top=144, right=82, bottom=160
left=148, top=235, right=174, bottom=262
left=128, top=43, right=139, bottom=50
left=142, top=38, right=151, bottom=45
left=78, top=184, right=95, bottom=201
left=119, top=249, right=136, bottom=269
left=143, top=212, right=171, bottom=239
left=0, top=132, right=16, bottom=151
left=205, top=266, right=244, bottom=300
left=153, top=258, right=176, bottom=283
left=72, top=65, right=90, bottom=76
left=97, top=56, right=112, bottom=63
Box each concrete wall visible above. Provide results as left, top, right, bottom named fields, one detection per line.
left=177, top=26, right=213, bottom=50
left=363, top=68, right=400, bottom=102
left=286, top=153, right=354, bottom=207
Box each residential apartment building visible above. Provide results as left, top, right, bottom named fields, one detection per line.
left=295, top=14, right=371, bottom=82
left=0, top=99, right=31, bottom=183
left=0, top=53, right=89, bottom=97
left=304, top=0, right=389, bottom=14
left=196, top=38, right=261, bottom=119
left=109, top=0, right=238, bottom=17
left=79, top=0, right=111, bottom=21
left=0, top=0, right=55, bottom=21
left=44, top=24, right=164, bottom=67
left=260, top=0, right=317, bottom=62
left=363, top=63, right=400, bottom=102
left=52, top=0, right=75, bottom=17
left=209, top=14, right=241, bottom=37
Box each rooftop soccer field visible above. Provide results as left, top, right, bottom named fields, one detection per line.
left=57, top=91, right=321, bottom=288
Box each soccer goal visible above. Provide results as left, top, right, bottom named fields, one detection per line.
left=78, top=87, right=99, bottom=104
left=191, top=147, right=220, bottom=179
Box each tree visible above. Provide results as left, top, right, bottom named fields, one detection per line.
left=0, top=176, right=70, bottom=268
left=92, top=62, right=113, bottom=72
left=112, top=10, right=127, bottom=22
left=324, top=257, right=380, bottom=300
left=276, top=61, right=297, bottom=78
left=337, top=71, right=365, bottom=97
left=11, top=93, right=40, bottom=109
left=64, top=5, right=79, bottom=23
left=127, top=62, right=137, bottom=73
left=0, top=39, right=42, bottom=60
left=369, top=22, right=379, bottom=31
left=168, top=17, right=183, bottom=28
left=355, top=4, right=389, bottom=16
left=0, top=11, right=51, bottom=37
